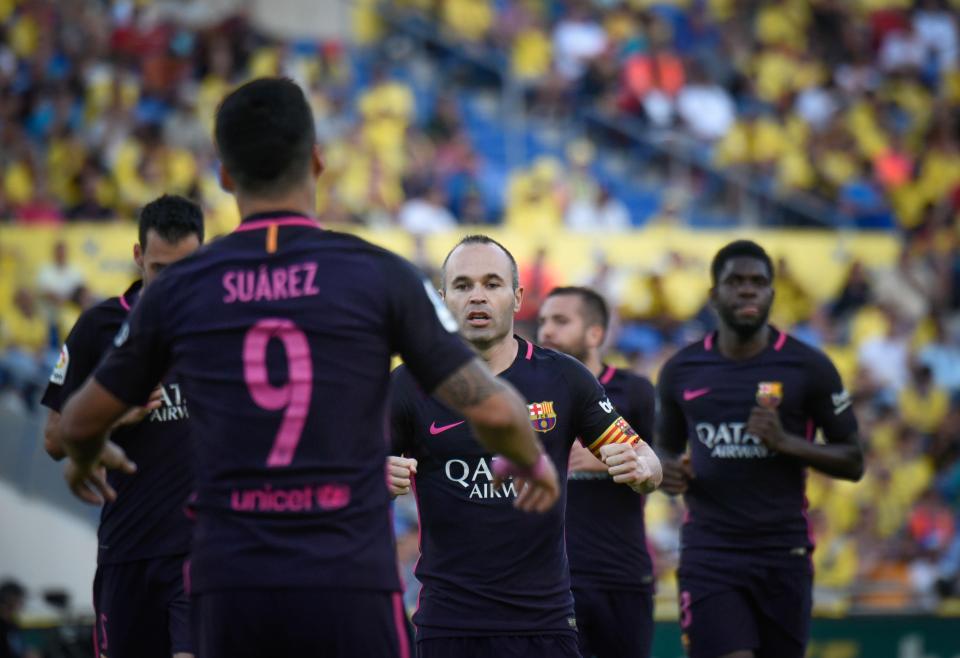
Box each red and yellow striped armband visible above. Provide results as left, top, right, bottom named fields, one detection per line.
left=585, top=416, right=640, bottom=458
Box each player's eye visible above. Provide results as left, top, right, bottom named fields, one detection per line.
left=486, top=282, right=501, bottom=289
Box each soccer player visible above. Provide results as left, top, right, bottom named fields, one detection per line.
left=655, top=240, right=864, bottom=658
left=387, top=236, right=662, bottom=658
left=56, top=78, right=557, bottom=658
left=537, top=286, right=656, bottom=658
left=41, top=194, right=204, bottom=658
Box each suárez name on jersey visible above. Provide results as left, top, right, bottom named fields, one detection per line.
left=695, top=422, right=770, bottom=458
left=149, top=383, right=189, bottom=423
left=445, top=458, right=519, bottom=499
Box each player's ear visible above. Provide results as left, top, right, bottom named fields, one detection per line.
left=586, top=324, right=604, bottom=349
left=514, top=285, right=524, bottom=313
left=133, top=243, right=143, bottom=271
left=219, top=163, right=235, bottom=193
left=311, top=144, right=325, bottom=178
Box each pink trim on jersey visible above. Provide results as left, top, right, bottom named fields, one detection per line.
left=92, top=578, right=99, bottom=656
left=233, top=217, right=320, bottom=233
left=182, top=559, right=192, bottom=597
left=682, top=506, right=691, bottom=524
left=393, top=592, right=411, bottom=658
left=805, top=418, right=815, bottom=442
left=410, top=476, right=424, bottom=626
left=525, top=340, right=534, bottom=360
left=704, top=332, right=714, bottom=351
left=599, top=366, right=616, bottom=385
left=118, top=293, right=131, bottom=312
left=774, top=330, right=787, bottom=351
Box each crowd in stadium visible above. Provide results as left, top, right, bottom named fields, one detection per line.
left=1, top=0, right=960, bottom=620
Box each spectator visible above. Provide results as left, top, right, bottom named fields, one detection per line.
left=898, top=362, right=951, bottom=436
left=65, top=167, right=116, bottom=221
left=872, top=247, right=938, bottom=323
left=552, top=4, right=607, bottom=83
left=0, top=289, right=50, bottom=408
left=676, top=62, right=735, bottom=141
left=919, top=314, right=960, bottom=393
left=397, top=183, right=457, bottom=234
left=912, top=0, right=959, bottom=74
left=14, top=174, right=63, bottom=224
left=35, top=240, right=84, bottom=309
left=0, top=581, right=36, bottom=658
left=879, top=22, right=926, bottom=74
left=830, top=261, right=873, bottom=323
left=858, top=309, right=912, bottom=393
left=565, top=184, right=631, bottom=232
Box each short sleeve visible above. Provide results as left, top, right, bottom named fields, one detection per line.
left=384, top=255, right=474, bottom=393
left=41, top=310, right=104, bottom=412
left=94, top=281, right=172, bottom=407
left=804, top=351, right=858, bottom=442
left=389, top=367, right=416, bottom=456
left=655, top=359, right=688, bottom=454
left=561, top=356, right=640, bottom=457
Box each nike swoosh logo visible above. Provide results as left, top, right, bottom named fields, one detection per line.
left=429, top=421, right=465, bottom=435
left=683, top=388, right=711, bottom=401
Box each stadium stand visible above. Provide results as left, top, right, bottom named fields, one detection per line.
left=1, top=0, right=959, bottom=652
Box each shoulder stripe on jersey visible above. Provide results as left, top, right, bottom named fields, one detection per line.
left=599, top=365, right=616, bottom=385
left=704, top=332, right=714, bottom=351
left=119, top=293, right=131, bottom=312
left=233, top=217, right=320, bottom=233
left=525, top=341, right=534, bottom=360
left=774, top=329, right=787, bottom=351
left=266, top=223, right=278, bottom=253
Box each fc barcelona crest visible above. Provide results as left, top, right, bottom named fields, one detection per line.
left=528, top=401, right=557, bottom=433
left=756, top=382, right=783, bottom=409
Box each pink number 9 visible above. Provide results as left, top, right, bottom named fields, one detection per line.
left=243, top=318, right=313, bottom=467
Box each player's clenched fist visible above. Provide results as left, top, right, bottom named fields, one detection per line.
left=600, top=442, right=662, bottom=494
left=660, top=453, right=694, bottom=495
left=387, top=456, right=418, bottom=497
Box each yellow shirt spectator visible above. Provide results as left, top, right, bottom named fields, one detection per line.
left=512, top=28, right=552, bottom=81
left=755, top=0, right=810, bottom=51
left=0, top=297, right=48, bottom=354
left=442, top=0, right=493, bottom=43
left=899, top=378, right=950, bottom=436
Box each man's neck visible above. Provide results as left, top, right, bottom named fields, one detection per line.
left=583, top=350, right=604, bottom=379
left=477, top=334, right=520, bottom=375
left=717, top=324, right=770, bottom=360
left=235, top=188, right=315, bottom=220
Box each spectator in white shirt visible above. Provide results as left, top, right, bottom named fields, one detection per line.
left=676, top=65, right=736, bottom=141
left=398, top=184, right=457, bottom=234
left=552, top=5, right=608, bottom=82
left=35, top=241, right=85, bottom=308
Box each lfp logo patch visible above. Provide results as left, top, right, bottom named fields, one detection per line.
left=528, top=401, right=557, bottom=433
left=756, top=381, right=784, bottom=409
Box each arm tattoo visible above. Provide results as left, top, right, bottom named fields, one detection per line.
left=435, top=359, right=505, bottom=409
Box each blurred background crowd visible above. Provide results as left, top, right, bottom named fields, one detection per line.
left=1, top=0, right=960, bottom=630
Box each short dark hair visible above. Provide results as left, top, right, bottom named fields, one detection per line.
left=0, top=581, right=25, bottom=606
left=214, top=77, right=315, bottom=195
left=711, top=240, right=774, bottom=285
left=546, top=286, right=610, bottom=332
left=138, top=194, right=204, bottom=248
left=441, top=234, right=520, bottom=290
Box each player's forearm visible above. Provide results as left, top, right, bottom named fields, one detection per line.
left=469, top=388, right=542, bottom=468
left=60, top=380, right=130, bottom=464
left=43, top=411, right=67, bottom=461
left=776, top=434, right=864, bottom=481
left=434, top=357, right=542, bottom=468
